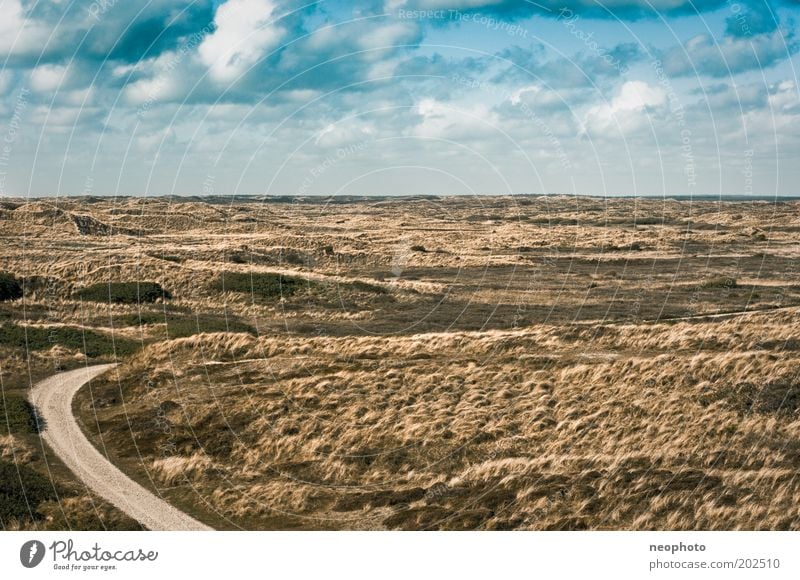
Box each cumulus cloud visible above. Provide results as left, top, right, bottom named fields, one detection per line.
left=198, top=0, right=285, bottom=83
left=0, top=0, right=50, bottom=56
left=30, top=64, right=69, bottom=92
left=582, top=80, right=666, bottom=136
left=411, top=97, right=498, bottom=139
left=0, top=0, right=796, bottom=196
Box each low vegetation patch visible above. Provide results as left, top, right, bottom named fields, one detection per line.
left=700, top=276, right=737, bottom=290
left=74, top=282, right=171, bottom=304
left=116, top=311, right=256, bottom=338
left=0, top=323, right=139, bottom=357
left=0, top=459, right=61, bottom=525
left=343, top=281, right=388, bottom=294
left=0, top=395, right=39, bottom=436
left=213, top=272, right=311, bottom=299
left=709, top=381, right=800, bottom=416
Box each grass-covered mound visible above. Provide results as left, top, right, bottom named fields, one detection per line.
left=0, top=323, right=139, bottom=357
left=74, top=281, right=171, bottom=304
left=0, top=273, right=22, bottom=302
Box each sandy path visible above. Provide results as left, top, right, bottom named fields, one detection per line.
left=30, top=364, right=211, bottom=531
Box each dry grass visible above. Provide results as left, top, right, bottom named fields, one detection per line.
left=4, top=195, right=800, bottom=529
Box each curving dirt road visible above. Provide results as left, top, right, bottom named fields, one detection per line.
left=30, top=364, right=211, bottom=531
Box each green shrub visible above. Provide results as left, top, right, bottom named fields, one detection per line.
left=74, top=282, right=171, bottom=304
left=213, top=272, right=310, bottom=299
left=0, top=273, right=22, bottom=302
left=0, top=323, right=139, bottom=357
left=700, top=276, right=737, bottom=290
left=0, top=459, right=61, bottom=524
left=0, top=395, right=39, bottom=435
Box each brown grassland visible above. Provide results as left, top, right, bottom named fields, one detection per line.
left=2, top=195, right=800, bottom=530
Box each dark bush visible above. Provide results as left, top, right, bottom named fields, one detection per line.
left=279, top=248, right=310, bottom=266
left=228, top=252, right=248, bottom=264
left=0, top=395, right=39, bottom=435
left=700, top=276, right=737, bottom=290
left=410, top=245, right=427, bottom=252
left=0, top=459, right=61, bottom=524
left=0, top=273, right=22, bottom=302
left=74, top=282, right=171, bottom=304
left=213, top=272, right=310, bottom=299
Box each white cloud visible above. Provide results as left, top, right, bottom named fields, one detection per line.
left=198, top=0, right=284, bottom=83
left=122, top=50, right=190, bottom=106
left=30, top=64, right=69, bottom=92
left=313, top=120, right=375, bottom=147
left=582, top=80, right=666, bottom=136
left=0, top=0, right=49, bottom=55
left=357, top=22, right=419, bottom=61
left=412, top=98, right=497, bottom=139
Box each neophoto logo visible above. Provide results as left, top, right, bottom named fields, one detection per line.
left=20, top=540, right=46, bottom=568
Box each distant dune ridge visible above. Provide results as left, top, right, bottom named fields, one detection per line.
left=2, top=195, right=800, bottom=529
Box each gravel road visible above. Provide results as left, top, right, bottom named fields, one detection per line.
left=30, top=364, right=212, bottom=531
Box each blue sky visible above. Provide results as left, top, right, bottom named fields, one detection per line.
left=0, top=0, right=797, bottom=197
